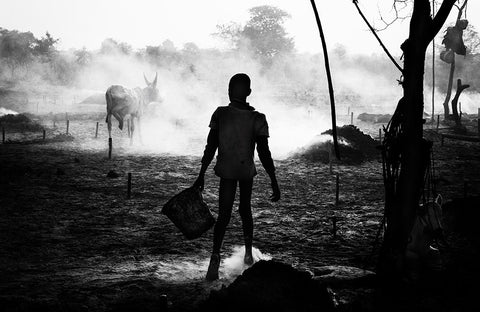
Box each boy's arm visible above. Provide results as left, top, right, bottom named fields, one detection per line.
left=193, top=128, right=218, bottom=190
left=256, top=135, right=280, bottom=201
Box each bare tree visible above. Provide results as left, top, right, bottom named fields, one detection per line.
left=375, top=0, right=457, bottom=280
left=439, top=0, right=468, bottom=120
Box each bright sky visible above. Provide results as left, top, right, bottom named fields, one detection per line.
left=1, top=0, right=479, bottom=55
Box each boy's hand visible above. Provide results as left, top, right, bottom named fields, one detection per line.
left=193, top=174, right=205, bottom=192
left=270, top=179, right=280, bottom=202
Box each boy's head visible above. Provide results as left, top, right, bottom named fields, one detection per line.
left=228, top=73, right=251, bottom=100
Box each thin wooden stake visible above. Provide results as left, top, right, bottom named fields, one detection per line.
left=310, top=0, right=340, bottom=160
left=127, top=173, right=132, bottom=199
left=329, top=143, right=333, bottom=174
left=335, top=174, right=340, bottom=207
left=95, top=122, right=99, bottom=138
left=108, top=138, right=112, bottom=159
left=477, top=108, right=480, bottom=136
left=351, top=112, right=354, bottom=125
left=66, top=120, right=70, bottom=135
left=436, top=115, right=440, bottom=132
left=379, top=128, right=382, bottom=142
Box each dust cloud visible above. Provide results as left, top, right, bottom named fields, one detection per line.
left=3, top=39, right=407, bottom=158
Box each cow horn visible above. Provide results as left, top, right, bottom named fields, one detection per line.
left=144, top=73, right=150, bottom=85
left=153, top=72, right=158, bottom=87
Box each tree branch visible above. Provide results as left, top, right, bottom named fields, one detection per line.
left=429, top=0, right=459, bottom=42
left=352, top=0, right=403, bottom=73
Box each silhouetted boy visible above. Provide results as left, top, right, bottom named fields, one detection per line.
left=194, top=73, right=280, bottom=281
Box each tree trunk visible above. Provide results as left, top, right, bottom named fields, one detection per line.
left=379, top=0, right=456, bottom=281
left=451, top=78, right=470, bottom=127
left=442, top=56, right=455, bottom=118
left=441, top=0, right=467, bottom=119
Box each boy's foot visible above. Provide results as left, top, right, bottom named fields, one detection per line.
left=206, top=253, right=220, bottom=281
left=244, top=252, right=254, bottom=266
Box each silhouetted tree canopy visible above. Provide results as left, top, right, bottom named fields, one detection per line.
left=33, top=32, right=59, bottom=60
left=215, top=5, right=294, bottom=62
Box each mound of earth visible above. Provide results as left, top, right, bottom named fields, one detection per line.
left=201, top=260, right=335, bottom=312
left=292, top=125, right=380, bottom=164
left=0, top=113, right=43, bottom=132
left=80, top=93, right=106, bottom=105
left=357, top=113, right=392, bottom=124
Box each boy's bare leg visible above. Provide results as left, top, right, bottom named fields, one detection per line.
left=206, top=178, right=237, bottom=280
left=239, top=179, right=254, bottom=265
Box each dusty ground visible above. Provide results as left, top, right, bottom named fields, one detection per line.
left=1, top=115, right=479, bottom=311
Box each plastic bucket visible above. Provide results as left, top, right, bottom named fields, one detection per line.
left=162, top=187, right=215, bottom=239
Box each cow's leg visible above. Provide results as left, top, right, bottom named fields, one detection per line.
left=112, top=110, right=123, bottom=130
left=127, top=118, right=131, bottom=139
left=130, top=117, right=135, bottom=146
left=137, top=116, right=143, bottom=145
left=107, top=113, right=112, bottom=139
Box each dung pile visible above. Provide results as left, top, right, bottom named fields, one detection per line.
left=202, top=260, right=334, bottom=312
left=292, top=125, right=380, bottom=164
left=0, top=113, right=43, bottom=132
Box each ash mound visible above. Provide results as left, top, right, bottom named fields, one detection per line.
left=202, top=260, right=334, bottom=312
left=0, top=113, right=43, bottom=132
left=291, top=125, right=380, bottom=164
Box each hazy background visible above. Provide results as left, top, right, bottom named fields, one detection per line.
left=1, top=1, right=479, bottom=157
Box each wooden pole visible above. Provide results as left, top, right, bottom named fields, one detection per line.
left=329, top=143, right=333, bottom=174
left=335, top=174, right=340, bottom=207
left=66, top=120, right=70, bottom=135
left=108, top=138, right=113, bottom=159
left=477, top=108, right=479, bottom=136
left=310, top=0, right=340, bottom=160
left=127, top=173, right=132, bottom=199
left=431, top=0, right=435, bottom=122
left=379, top=128, right=382, bottom=142
left=95, top=122, right=99, bottom=139
left=108, top=138, right=112, bottom=159
left=43, top=129, right=46, bottom=140
left=436, top=115, right=440, bottom=132
left=351, top=112, right=354, bottom=125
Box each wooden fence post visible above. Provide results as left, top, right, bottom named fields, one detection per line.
left=95, top=122, right=99, bottom=138
left=329, top=143, right=333, bottom=174
left=350, top=112, right=353, bottom=125
left=66, top=120, right=70, bottom=135
left=477, top=108, right=480, bottom=136
left=108, top=138, right=112, bottom=159
left=335, top=174, right=340, bottom=207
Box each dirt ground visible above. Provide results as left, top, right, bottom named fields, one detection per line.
left=1, top=115, right=479, bottom=311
